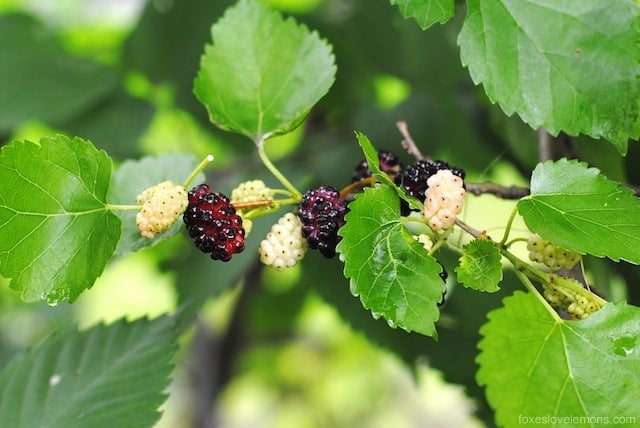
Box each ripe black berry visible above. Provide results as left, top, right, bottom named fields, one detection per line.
left=183, top=184, right=245, bottom=261
left=352, top=149, right=403, bottom=182
left=395, top=159, right=466, bottom=203
left=298, top=185, right=349, bottom=258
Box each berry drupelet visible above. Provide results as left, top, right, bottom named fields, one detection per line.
left=183, top=184, right=245, bottom=261
left=298, top=185, right=349, bottom=258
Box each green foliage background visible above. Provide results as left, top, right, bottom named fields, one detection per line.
left=1, top=0, right=638, bottom=427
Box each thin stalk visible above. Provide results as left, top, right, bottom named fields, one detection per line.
left=257, top=144, right=301, bottom=200
left=513, top=268, right=562, bottom=322
left=107, top=204, right=141, bottom=211
left=499, top=205, right=519, bottom=247
left=504, top=237, right=528, bottom=248
left=183, top=154, right=214, bottom=188
left=501, top=248, right=607, bottom=307
left=340, top=177, right=375, bottom=199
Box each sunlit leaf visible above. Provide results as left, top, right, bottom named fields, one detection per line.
left=518, top=158, right=640, bottom=264
left=0, top=316, right=177, bottom=428
left=459, top=1, right=640, bottom=153
left=478, top=291, right=640, bottom=427
left=337, top=184, right=444, bottom=338
left=0, top=135, right=120, bottom=303
left=194, top=0, right=336, bottom=141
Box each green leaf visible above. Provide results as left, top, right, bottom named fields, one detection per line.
left=477, top=291, right=640, bottom=427
left=455, top=239, right=502, bottom=293
left=0, top=135, right=120, bottom=303
left=194, top=0, right=336, bottom=141
left=389, top=0, right=454, bottom=30
left=0, top=316, right=177, bottom=428
left=518, top=158, right=640, bottom=264
left=355, top=131, right=396, bottom=188
left=458, top=1, right=640, bottom=153
left=108, top=153, right=202, bottom=257
left=354, top=131, right=421, bottom=211
left=337, top=184, right=444, bottom=338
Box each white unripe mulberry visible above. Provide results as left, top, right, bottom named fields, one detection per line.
left=422, top=169, right=465, bottom=231
left=527, top=234, right=580, bottom=270
left=259, top=212, right=307, bottom=271
left=136, top=180, right=188, bottom=239
left=231, top=179, right=272, bottom=203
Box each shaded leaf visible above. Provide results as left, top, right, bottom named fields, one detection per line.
left=337, top=184, right=444, bottom=338
left=458, top=0, right=640, bottom=153
left=0, top=14, right=118, bottom=132
left=518, top=159, right=640, bottom=264
left=455, top=239, right=502, bottom=292
left=194, top=0, right=336, bottom=141
left=0, top=135, right=120, bottom=303
left=0, top=316, right=177, bottom=428
left=390, top=0, right=454, bottom=30
left=478, top=291, right=640, bottom=427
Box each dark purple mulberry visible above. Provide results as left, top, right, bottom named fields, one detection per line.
left=297, top=185, right=349, bottom=258
left=183, top=184, right=245, bottom=261
left=352, top=149, right=403, bottom=182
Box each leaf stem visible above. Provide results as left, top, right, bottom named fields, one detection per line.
left=504, top=237, right=528, bottom=248
left=106, top=204, right=141, bottom=211
left=499, top=205, right=519, bottom=247
left=340, top=177, right=375, bottom=199
left=513, top=268, right=562, bottom=322
left=500, top=248, right=607, bottom=307
left=256, top=142, right=301, bottom=201
left=183, top=154, right=214, bottom=188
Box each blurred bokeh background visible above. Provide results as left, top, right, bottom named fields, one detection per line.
left=1, top=0, right=637, bottom=427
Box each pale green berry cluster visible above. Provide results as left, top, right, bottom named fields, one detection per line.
left=259, top=212, right=307, bottom=271
left=422, top=169, right=465, bottom=231
left=231, top=179, right=272, bottom=203
left=231, top=180, right=273, bottom=237
left=136, top=180, right=188, bottom=239
left=527, top=234, right=580, bottom=270
left=542, top=282, right=600, bottom=319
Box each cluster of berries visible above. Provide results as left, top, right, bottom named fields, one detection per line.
left=352, top=149, right=404, bottom=182
left=351, top=150, right=467, bottom=231
left=259, top=213, right=307, bottom=270
left=297, top=185, right=348, bottom=258
left=422, top=170, right=466, bottom=231
left=135, top=180, right=188, bottom=239
left=527, top=234, right=580, bottom=270
left=230, top=179, right=273, bottom=236
left=138, top=147, right=464, bottom=281
left=542, top=282, right=599, bottom=319
left=394, top=159, right=465, bottom=203
left=182, top=184, right=245, bottom=261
